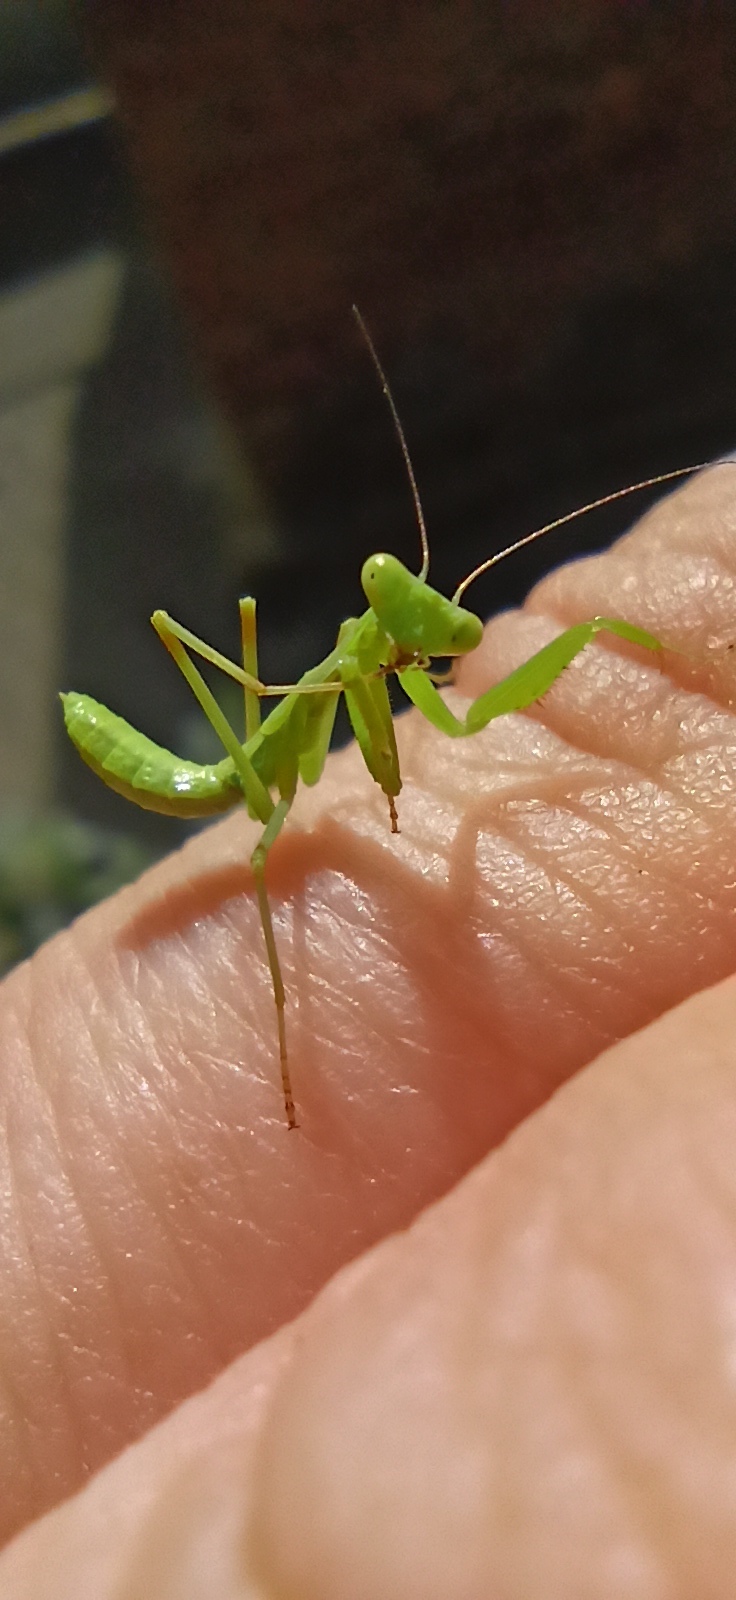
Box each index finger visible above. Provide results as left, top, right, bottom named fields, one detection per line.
left=1, top=464, right=735, bottom=1543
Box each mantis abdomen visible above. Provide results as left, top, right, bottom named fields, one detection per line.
left=61, top=692, right=242, bottom=819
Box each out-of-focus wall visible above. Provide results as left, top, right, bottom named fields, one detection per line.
left=0, top=251, right=122, bottom=805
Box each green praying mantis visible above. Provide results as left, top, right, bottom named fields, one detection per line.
left=61, top=318, right=712, bottom=1127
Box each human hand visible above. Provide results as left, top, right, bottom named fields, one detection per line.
left=2, top=466, right=736, bottom=1595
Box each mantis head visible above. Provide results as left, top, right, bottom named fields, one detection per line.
left=361, top=552, right=483, bottom=659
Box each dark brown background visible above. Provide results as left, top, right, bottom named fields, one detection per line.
left=57, top=1, right=736, bottom=821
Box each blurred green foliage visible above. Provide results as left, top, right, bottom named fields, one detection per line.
left=0, top=809, right=156, bottom=974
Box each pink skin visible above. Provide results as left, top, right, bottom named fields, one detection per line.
left=1, top=466, right=736, bottom=1588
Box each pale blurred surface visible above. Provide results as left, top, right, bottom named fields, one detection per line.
left=0, top=251, right=123, bottom=805
left=0, top=2, right=270, bottom=966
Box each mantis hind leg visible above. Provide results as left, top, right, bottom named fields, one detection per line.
left=154, top=608, right=300, bottom=1128
left=152, top=608, right=264, bottom=695
left=152, top=611, right=274, bottom=824
left=250, top=797, right=297, bottom=1129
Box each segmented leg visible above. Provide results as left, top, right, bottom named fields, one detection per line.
left=151, top=612, right=273, bottom=822
left=153, top=609, right=356, bottom=698
left=398, top=615, right=663, bottom=736
left=152, top=609, right=265, bottom=693
left=341, top=660, right=402, bottom=831
left=250, top=797, right=297, bottom=1128
left=239, top=597, right=261, bottom=739
left=153, top=606, right=302, bottom=1128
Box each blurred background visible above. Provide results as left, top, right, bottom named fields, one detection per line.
left=2, top=0, right=736, bottom=967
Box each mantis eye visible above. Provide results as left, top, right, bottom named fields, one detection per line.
left=451, top=612, right=483, bottom=653
left=361, top=552, right=406, bottom=606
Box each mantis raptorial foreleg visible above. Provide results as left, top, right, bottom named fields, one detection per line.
left=399, top=614, right=664, bottom=736
left=341, top=662, right=401, bottom=831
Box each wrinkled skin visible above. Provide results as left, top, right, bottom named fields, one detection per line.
left=3, top=467, right=736, bottom=1596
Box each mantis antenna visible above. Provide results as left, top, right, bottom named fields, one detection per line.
left=452, top=462, right=718, bottom=605
left=352, top=305, right=431, bottom=581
